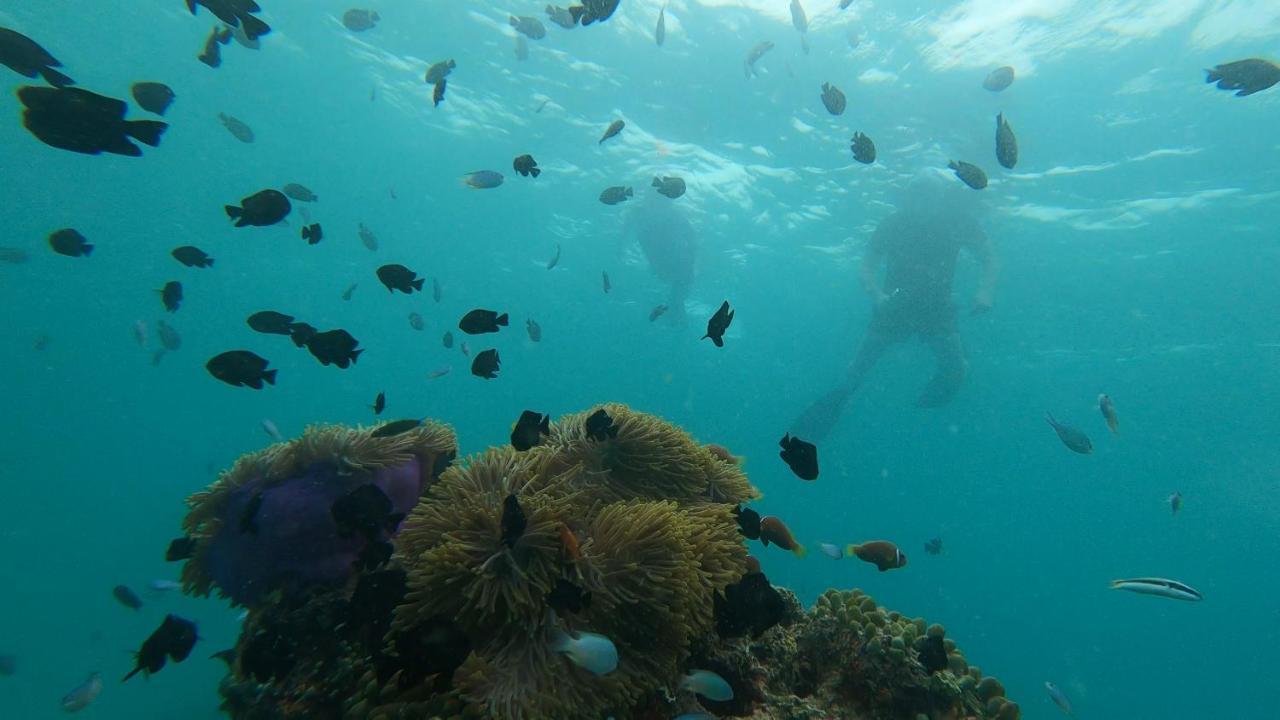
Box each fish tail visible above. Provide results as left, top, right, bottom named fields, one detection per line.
left=82, top=244, right=94, bottom=256
left=497, top=313, right=509, bottom=326
left=206, top=258, right=215, bottom=266
left=947, top=160, right=959, bottom=171
left=352, top=349, right=364, bottom=364
left=413, top=278, right=425, bottom=291
left=184, top=0, right=197, bottom=15
left=125, top=120, right=168, bottom=148
left=225, top=205, right=242, bottom=220
left=652, top=176, right=662, bottom=187
left=1204, top=68, right=1222, bottom=84
left=530, top=167, right=541, bottom=178
left=240, top=14, right=271, bottom=40
left=846, top=544, right=858, bottom=557
left=712, top=336, right=724, bottom=347
left=263, top=369, right=277, bottom=386
left=40, top=67, right=75, bottom=88
left=625, top=187, right=633, bottom=197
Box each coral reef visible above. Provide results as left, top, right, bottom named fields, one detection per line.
left=184, top=405, right=1018, bottom=720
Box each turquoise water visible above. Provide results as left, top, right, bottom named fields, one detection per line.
left=2, top=1, right=1278, bottom=717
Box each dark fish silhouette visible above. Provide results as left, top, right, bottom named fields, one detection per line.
left=433, top=79, right=446, bottom=107
left=306, top=329, right=363, bottom=368
left=983, top=65, right=1015, bottom=92
left=715, top=570, right=784, bottom=639
left=113, top=584, right=143, bottom=610
left=648, top=304, right=668, bottom=322
left=288, top=321, right=316, bottom=347
left=1046, top=413, right=1092, bottom=454
left=217, top=112, right=254, bottom=142
left=547, top=578, right=592, bottom=614
left=239, top=491, right=263, bottom=534
left=123, top=614, right=198, bottom=681
left=510, top=16, right=546, bottom=39
left=546, top=243, right=561, bottom=270
left=247, top=310, right=295, bottom=335
left=206, top=350, right=276, bottom=388
left=744, top=41, right=774, bottom=77
left=513, top=154, right=541, bottom=178
left=0, top=28, right=74, bottom=87
left=995, top=113, right=1017, bottom=169
left=165, top=537, right=197, bottom=561
left=526, top=318, right=542, bottom=342
left=159, top=281, right=183, bottom=312
left=471, top=349, right=500, bottom=379
left=602, top=271, right=611, bottom=293
left=442, top=331, right=454, bottom=348
left=331, top=485, right=402, bottom=543
left=511, top=410, right=550, bottom=451
left=569, top=0, right=621, bottom=26
left=198, top=26, right=230, bottom=68
left=850, top=131, right=875, bottom=164
left=19, top=86, right=166, bottom=156
left=131, top=82, right=175, bottom=115
left=599, top=119, right=624, bottom=144
left=584, top=408, right=618, bottom=441
left=500, top=494, right=527, bottom=548
left=425, top=59, right=455, bottom=84
left=924, top=537, right=943, bottom=555
left=459, top=309, right=509, bottom=334
left=599, top=186, right=632, bottom=205
left=919, top=634, right=947, bottom=673
left=377, top=264, right=425, bottom=294
left=948, top=160, right=987, bottom=190
left=1098, top=393, right=1119, bottom=435
left=171, top=245, right=213, bottom=267
left=226, top=189, right=290, bottom=227
left=186, top=0, right=271, bottom=40
left=655, top=4, right=666, bottom=45
left=702, top=301, right=734, bottom=347
left=371, top=391, right=386, bottom=415
left=282, top=183, right=318, bottom=202
left=652, top=176, right=685, bottom=199
left=1205, top=58, right=1280, bottom=97
left=733, top=505, right=761, bottom=540
left=48, top=229, right=92, bottom=257
left=778, top=433, right=818, bottom=480
left=371, top=419, right=421, bottom=438
left=302, top=223, right=322, bottom=244
left=358, top=222, right=379, bottom=251
left=820, top=82, right=846, bottom=115
left=409, top=312, right=425, bottom=331
left=342, top=9, right=380, bottom=32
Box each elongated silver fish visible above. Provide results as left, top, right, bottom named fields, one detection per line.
left=61, top=672, right=102, bottom=712
left=1044, top=681, right=1073, bottom=715
left=1110, top=577, right=1202, bottom=601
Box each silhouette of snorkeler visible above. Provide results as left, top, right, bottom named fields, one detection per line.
left=622, top=193, right=697, bottom=324
left=792, top=173, right=998, bottom=441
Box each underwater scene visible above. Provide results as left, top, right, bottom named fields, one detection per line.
left=2, top=0, right=1279, bottom=718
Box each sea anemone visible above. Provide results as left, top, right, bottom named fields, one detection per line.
left=177, top=422, right=456, bottom=606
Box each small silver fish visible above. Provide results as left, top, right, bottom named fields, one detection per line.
left=818, top=543, right=843, bottom=559
left=428, top=367, right=451, bottom=379
left=1044, top=681, right=1074, bottom=715
left=61, top=672, right=102, bottom=713
left=1110, top=577, right=1202, bottom=601
left=546, top=243, right=561, bottom=270
left=149, top=579, right=181, bottom=592
left=262, top=419, right=284, bottom=442
left=1168, top=491, right=1183, bottom=515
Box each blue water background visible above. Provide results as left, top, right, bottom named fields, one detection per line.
left=1, top=1, right=1278, bottom=718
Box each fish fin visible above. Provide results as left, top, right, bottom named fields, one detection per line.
left=224, top=205, right=242, bottom=220
left=1204, top=68, right=1222, bottom=84
left=123, top=665, right=142, bottom=682
left=102, top=134, right=143, bottom=157
left=497, top=313, right=509, bottom=326
left=652, top=176, right=662, bottom=187
left=125, top=120, right=168, bottom=147
left=530, top=167, right=540, bottom=178
left=82, top=244, right=94, bottom=256
left=263, top=369, right=277, bottom=386
left=712, top=336, right=724, bottom=347
left=240, top=14, right=271, bottom=40
left=352, top=349, right=364, bottom=364
left=413, top=278, right=425, bottom=291
left=40, top=67, right=75, bottom=88
left=185, top=0, right=198, bottom=14
left=793, top=545, right=807, bottom=558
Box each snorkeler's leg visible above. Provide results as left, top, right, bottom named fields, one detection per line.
left=917, top=329, right=967, bottom=408
left=790, top=326, right=894, bottom=441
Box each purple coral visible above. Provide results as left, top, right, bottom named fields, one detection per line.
left=205, top=458, right=424, bottom=606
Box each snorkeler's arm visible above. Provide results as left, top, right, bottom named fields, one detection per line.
left=968, top=230, right=999, bottom=314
